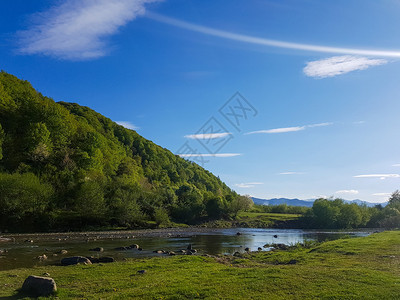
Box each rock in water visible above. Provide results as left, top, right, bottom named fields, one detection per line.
left=61, top=256, right=92, bottom=266
left=98, top=257, right=115, bottom=263
left=21, top=275, right=57, bottom=296
left=89, top=247, right=104, bottom=252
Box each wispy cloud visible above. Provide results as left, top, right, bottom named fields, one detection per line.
left=354, top=174, right=400, bottom=180
left=372, top=192, right=391, bottom=197
left=235, top=182, right=263, bottom=188
left=147, top=13, right=400, bottom=58
left=185, top=133, right=231, bottom=139
left=179, top=153, right=241, bottom=158
left=116, top=121, right=139, bottom=130
left=392, top=164, right=400, bottom=167
left=304, top=56, right=387, bottom=78
left=335, top=189, right=359, bottom=195
left=246, top=122, right=332, bottom=135
left=18, top=0, right=160, bottom=60
left=279, top=172, right=305, bottom=175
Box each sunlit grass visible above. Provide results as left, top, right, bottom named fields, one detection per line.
left=1, top=231, right=398, bottom=299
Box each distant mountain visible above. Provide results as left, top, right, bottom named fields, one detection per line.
left=252, top=197, right=387, bottom=207
left=252, top=197, right=314, bottom=207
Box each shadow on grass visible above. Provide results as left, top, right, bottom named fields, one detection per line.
left=0, top=289, right=57, bottom=299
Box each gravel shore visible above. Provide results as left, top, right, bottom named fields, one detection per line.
left=0, top=227, right=223, bottom=243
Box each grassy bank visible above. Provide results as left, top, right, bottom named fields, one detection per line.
left=0, top=231, right=399, bottom=299
left=201, top=211, right=302, bottom=228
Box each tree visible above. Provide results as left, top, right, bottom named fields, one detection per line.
left=27, top=122, right=52, bottom=163
left=0, top=172, right=53, bottom=231
left=0, top=123, right=4, bottom=160
left=173, top=185, right=205, bottom=223
left=388, top=190, right=400, bottom=210
left=154, top=207, right=170, bottom=227
left=337, top=204, right=362, bottom=228
left=74, top=181, right=106, bottom=224
left=206, top=197, right=225, bottom=219
left=229, top=195, right=254, bottom=217
left=312, top=199, right=340, bottom=228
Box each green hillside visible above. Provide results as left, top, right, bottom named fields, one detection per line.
left=0, top=71, right=242, bottom=232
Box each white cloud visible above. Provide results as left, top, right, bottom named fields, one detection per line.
left=372, top=192, right=391, bottom=197
left=392, top=164, right=400, bottom=167
left=184, top=133, right=231, bottom=139
left=279, top=172, right=304, bottom=175
left=18, top=0, right=160, bottom=60
left=116, top=121, right=139, bottom=130
left=335, top=189, right=359, bottom=195
left=304, top=56, right=387, bottom=78
left=354, top=174, right=400, bottom=180
left=235, top=182, right=263, bottom=188
left=178, top=153, right=241, bottom=158
left=247, top=126, right=305, bottom=134
left=148, top=13, right=400, bottom=58
left=307, top=122, right=333, bottom=128
left=246, top=122, right=332, bottom=135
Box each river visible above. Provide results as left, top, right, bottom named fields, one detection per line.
left=0, top=228, right=374, bottom=270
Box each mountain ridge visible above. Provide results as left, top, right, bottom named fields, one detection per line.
left=252, top=197, right=387, bottom=207
left=0, top=71, right=241, bottom=232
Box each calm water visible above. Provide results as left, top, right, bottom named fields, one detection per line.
left=0, top=228, right=372, bottom=271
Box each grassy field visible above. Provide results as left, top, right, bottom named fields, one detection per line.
left=0, top=231, right=399, bottom=299
left=237, top=211, right=301, bottom=222
left=201, top=212, right=302, bottom=228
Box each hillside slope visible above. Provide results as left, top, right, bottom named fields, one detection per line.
left=0, top=71, right=238, bottom=232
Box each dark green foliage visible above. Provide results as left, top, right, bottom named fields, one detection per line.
left=0, top=123, right=4, bottom=160
left=304, top=197, right=398, bottom=229
left=0, top=172, right=54, bottom=231
left=0, top=71, right=239, bottom=232
left=376, top=190, right=400, bottom=228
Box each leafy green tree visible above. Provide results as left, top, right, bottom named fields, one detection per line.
left=311, top=198, right=340, bottom=228
left=0, top=172, right=53, bottom=231
left=26, top=122, right=52, bottom=163
left=337, top=204, right=362, bottom=228
left=154, top=207, right=170, bottom=227
left=206, top=196, right=225, bottom=219
left=74, top=181, right=106, bottom=224
left=173, top=185, right=205, bottom=223
left=229, top=195, right=254, bottom=217
left=387, top=190, right=400, bottom=210
left=0, top=123, right=4, bottom=160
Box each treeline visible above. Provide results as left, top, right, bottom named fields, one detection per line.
left=253, top=203, right=309, bottom=215
left=252, top=193, right=399, bottom=229
left=0, top=71, right=246, bottom=232
left=304, top=193, right=400, bottom=229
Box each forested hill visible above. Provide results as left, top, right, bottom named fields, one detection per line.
left=0, top=71, right=241, bottom=232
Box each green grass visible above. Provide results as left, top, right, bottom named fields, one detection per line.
left=1, top=231, right=399, bottom=299
left=235, top=211, right=301, bottom=228
left=237, top=211, right=301, bottom=221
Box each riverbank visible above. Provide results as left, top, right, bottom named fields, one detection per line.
left=0, top=231, right=398, bottom=299
left=0, top=212, right=303, bottom=241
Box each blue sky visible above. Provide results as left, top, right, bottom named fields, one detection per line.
left=2, top=0, right=400, bottom=202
